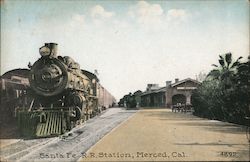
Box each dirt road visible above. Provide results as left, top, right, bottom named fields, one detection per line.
left=79, top=108, right=249, bottom=161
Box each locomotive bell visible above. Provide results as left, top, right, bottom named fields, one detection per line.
left=39, top=43, right=58, bottom=57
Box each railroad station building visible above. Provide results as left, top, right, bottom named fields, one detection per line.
left=140, top=78, right=201, bottom=108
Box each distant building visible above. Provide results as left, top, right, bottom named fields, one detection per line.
left=140, top=84, right=166, bottom=107
left=140, top=78, right=201, bottom=108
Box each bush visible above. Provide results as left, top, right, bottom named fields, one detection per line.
left=192, top=54, right=250, bottom=125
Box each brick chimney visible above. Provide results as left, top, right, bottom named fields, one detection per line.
left=175, top=78, right=179, bottom=83
left=166, top=81, right=172, bottom=87
left=146, top=84, right=153, bottom=91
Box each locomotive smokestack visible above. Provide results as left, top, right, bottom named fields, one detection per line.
left=45, top=43, right=58, bottom=57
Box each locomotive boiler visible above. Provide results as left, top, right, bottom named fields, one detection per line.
left=17, top=43, right=99, bottom=137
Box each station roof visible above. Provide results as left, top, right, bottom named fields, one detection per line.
left=140, top=78, right=200, bottom=97
left=171, top=78, right=201, bottom=87
left=140, top=87, right=166, bottom=96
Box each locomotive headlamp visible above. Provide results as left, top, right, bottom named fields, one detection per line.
left=39, top=46, right=51, bottom=57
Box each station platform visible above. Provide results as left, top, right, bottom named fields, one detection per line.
left=79, top=108, right=249, bottom=161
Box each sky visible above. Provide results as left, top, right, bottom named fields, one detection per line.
left=1, top=0, right=249, bottom=100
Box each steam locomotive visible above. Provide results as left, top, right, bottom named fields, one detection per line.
left=14, top=43, right=115, bottom=137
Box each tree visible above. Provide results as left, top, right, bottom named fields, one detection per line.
left=232, top=56, right=250, bottom=124
left=192, top=53, right=248, bottom=125
left=209, top=53, right=242, bottom=81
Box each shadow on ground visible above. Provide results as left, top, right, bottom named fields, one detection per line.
left=174, top=142, right=248, bottom=146
left=0, top=119, right=21, bottom=139
left=142, top=109, right=203, bottom=121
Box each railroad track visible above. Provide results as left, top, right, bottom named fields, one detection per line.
left=0, top=109, right=107, bottom=161
left=3, top=137, right=59, bottom=161
left=1, top=108, right=137, bottom=162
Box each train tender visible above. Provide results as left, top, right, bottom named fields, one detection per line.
left=13, top=43, right=116, bottom=137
